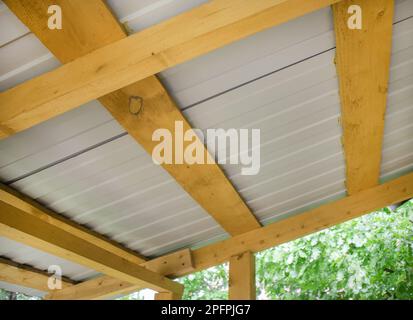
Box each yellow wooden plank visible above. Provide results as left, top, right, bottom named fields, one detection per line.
left=229, top=252, right=256, bottom=300
left=99, top=77, right=260, bottom=235
left=333, top=0, right=394, bottom=194
left=0, top=0, right=342, bottom=138
left=45, top=249, right=193, bottom=300
left=0, top=257, right=74, bottom=292
left=183, top=172, right=413, bottom=276
left=4, top=0, right=260, bottom=235
left=44, top=275, right=133, bottom=300
left=142, top=248, right=194, bottom=278
left=2, top=0, right=126, bottom=64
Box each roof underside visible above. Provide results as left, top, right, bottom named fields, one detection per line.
left=0, top=0, right=412, bottom=296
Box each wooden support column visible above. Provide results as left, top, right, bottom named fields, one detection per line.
left=229, top=251, right=256, bottom=300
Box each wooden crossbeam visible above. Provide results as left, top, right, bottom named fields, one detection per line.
left=44, top=275, right=133, bottom=300
left=333, top=0, right=394, bottom=194
left=0, top=0, right=341, bottom=139
left=181, top=172, right=413, bottom=275
left=45, top=173, right=413, bottom=299
left=3, top=0, right=260, bottom=236
left=0, top=257, right=75, bottom=292
left=0, top=185, right=183, bottom=294
left=0, top=184, right=146, bottom=265
left=45, top=249, right=192, bottom=300
left=229, top=252, right=256, bottom=300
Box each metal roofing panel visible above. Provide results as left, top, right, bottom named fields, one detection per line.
left=159, top=0, right=413, bottom=109
left=3, top=127, right=226, bottom=258
left=382, top=17, right=413, bottom=181
left=0, top=0, right=411, bottom=284
left=180, top=48, right=345, bottom=224
left=106, top=0, right=208, bottom=32
left=177, top=13, right=413, bottom=225
left=0, top=1, right=28, bottom=47
left=0, top=30, right=60, bottom=91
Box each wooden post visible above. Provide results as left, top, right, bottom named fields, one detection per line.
left=155, top=292, right=182, bottom=300
left=229, top=251, right=256, bottom=300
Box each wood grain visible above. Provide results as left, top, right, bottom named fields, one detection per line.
left=0, top=257, right=74, bottom=292
left=333, top=0, right=394, bottom=194
left=229, top=251, right=256, bottom=300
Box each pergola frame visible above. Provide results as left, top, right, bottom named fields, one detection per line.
left=0, top=0, right=411, bottom=300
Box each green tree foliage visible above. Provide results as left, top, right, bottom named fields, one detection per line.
left=180, top=200, right=413, bottom=300
left=180, top=264, right=229, bottom=300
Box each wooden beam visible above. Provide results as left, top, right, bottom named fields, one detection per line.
left=48, top=172, right=413, bottom=299
left=142, top=248, right=194, bottom=278
left=333, top=0, right=394, bottom=195
left=0, top=185, right=146, bottom=265
left=45, top=249, right=193, bottom=300
left=44, top=275, right=134, bottom=300
left=4, top=0, right=260, bottom=236
left=183, top=172, right=413, bottom=276
left=0, top=0, right=342, bottom=138
left=99, top=78, right=261, bottom=235
left=0, top=186, right=183, bottom=294
left=0, top=257, right=74, bottom=292
left=229, top=252, right=256, bottom=300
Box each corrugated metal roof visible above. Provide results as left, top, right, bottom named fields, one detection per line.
left=0, top=0, right=412, bottom=291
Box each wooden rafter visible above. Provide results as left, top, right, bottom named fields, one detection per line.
left=0, top=0, right=341, bottom=139
left=3, top=0, right=260, bottom=236
left=333, top=0, right=394, bottom=194
left=45, top=173, right=413, bottom=299
left=0, top=185, right=184, bottom=294
left=0, top=257, right=75, bottom=292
